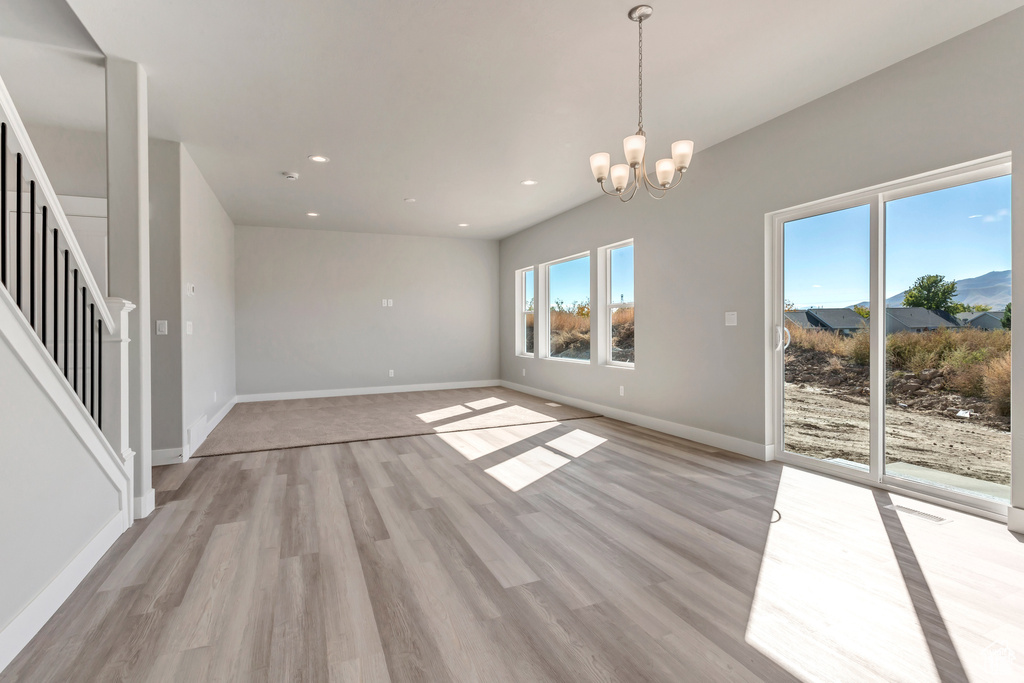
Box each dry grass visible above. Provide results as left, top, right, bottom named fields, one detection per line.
left=985, top=354, right=1012, bottom=416
left=787, top=321, right=1011, bottom=415
left=785, top=321, right=857, bottom=357
left=549, top=310, right=591, bottom=358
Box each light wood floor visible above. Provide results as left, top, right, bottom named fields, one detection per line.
left=3, top=416, right=1023, bottom=682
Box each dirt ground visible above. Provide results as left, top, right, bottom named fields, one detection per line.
left=784, top=349, right=1011, bottom=486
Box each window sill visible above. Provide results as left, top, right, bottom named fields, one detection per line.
left=545, top=356, right=592, bottom=365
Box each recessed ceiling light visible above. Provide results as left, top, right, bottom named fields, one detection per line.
left=308, top=155, right=329, bottom=163
left=306, top=212, right=320, bottom=217
left=520, top=179, right=538, bottom=186
left=404, top=198, right=416, bottom=203
left=457, top=223, right=469, bottom=227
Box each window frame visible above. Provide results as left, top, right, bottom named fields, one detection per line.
left=602, top=239, right=635, bottom=368
left=516, top=266, right=536, bottom=358
left=542, top=251, right=592, bottom=364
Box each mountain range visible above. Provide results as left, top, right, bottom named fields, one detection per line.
left=851, top=270, right=1010, bottom=310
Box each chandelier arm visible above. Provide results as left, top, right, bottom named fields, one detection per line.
left=597, top=180, right=624, bottom=197
left=643, top=183, right=669, bottom=200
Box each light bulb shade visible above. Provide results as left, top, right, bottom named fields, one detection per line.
left=623, top=135, right=646, bottom=167
left=610, top=164, right=630, bottom=191
left=671, top=140, right=694, bottom=171
left=655, top=159, right=675, bottom=187
left=590, top=152, right=611, bottom=182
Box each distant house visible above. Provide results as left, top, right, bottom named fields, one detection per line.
left=886, top=307, right=960, bottom=332
left=955, top=310, right=1005, bottom=330
left=805, top=308, right=868, bottom=335
left=784, top=310, right=814, bottom=329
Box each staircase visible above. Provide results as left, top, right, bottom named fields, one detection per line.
left=0, top=73, right=135, bottom=672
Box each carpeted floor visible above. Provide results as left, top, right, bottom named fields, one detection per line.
left=192, top=385, right=600, bottom=457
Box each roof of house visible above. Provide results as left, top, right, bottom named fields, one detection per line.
left=806, top=308, right=868, bottom=330
left=886, top=307, right=959, bottom=328
left=784, top=311, right=812, bottom=327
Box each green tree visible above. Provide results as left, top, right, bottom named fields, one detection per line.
left=971, top=304, right=992, bottom=313
left=1002, top=303, right=1012, bottom=330
left=853, top=305, right=870, bottom=319
left=902, top=275, right=969, bottom=315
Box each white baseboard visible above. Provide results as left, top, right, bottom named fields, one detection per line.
left=499, top=380, right=769, bottom=461
left=134, top=488, right=156, bottom=519
left=236, top=379, right=501, bottom=404
left=152, top=448, right=182, bottom=466
left=182, top=397, right=238, bottom=462
left=0, top=513, right=125, bottom=673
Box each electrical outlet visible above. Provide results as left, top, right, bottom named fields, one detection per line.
left=213, top=391, right=217, bottom=402
left=619, top=386, right=624, bottom=396
left=387, top=299, right=393, bottom=307
left=382, top=298, right=388, bottom=307
left=156, top=320, right=168, bottom=335
left=522, top=368, right=526, bottom=377
left=186, top=321, right=193, bottom=335
left=389, top=369, right=394, bottom=377
left=725, top=311, right=738, bottom=326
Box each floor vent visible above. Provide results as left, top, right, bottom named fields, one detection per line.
left=885, top=504, right=952, bottom=525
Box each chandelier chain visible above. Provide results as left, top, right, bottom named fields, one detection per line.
left=637, top=17, right=643, bottom=133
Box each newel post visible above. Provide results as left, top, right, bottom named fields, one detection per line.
left=102, top=297, right=136, bottom=523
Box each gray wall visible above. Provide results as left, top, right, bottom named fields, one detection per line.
left=149, top=139, right=182, bottom=452
left=23, top=123, right=106, bottom=198
left=0, top=335, right=120, bottom=633
left=180, top=147, right=235, bottom=450
left=235, top=226, right=499, bottom=396
left=500, top=9, right=1024, bottom=453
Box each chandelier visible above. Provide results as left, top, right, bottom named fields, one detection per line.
left=589, top=5, right=693, bottom=201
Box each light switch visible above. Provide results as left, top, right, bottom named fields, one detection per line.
left=186, top=321, right=193, bottom=335
left=387, top=299, right=393, bottom=307
left=156, top=320, right=168, bottom=335
left=725, top=312, right=738, bottom=326
left=382, top=298, right=388, bottom=307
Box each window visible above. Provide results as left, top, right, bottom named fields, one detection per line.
left=547, top=254, right=590, bottom=361
left=608, top=242, right=634, bottom=365
left=518, top=267, right=535, bottom=356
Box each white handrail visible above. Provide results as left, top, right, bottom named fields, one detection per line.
left=0, top=72, right=113, bottom=331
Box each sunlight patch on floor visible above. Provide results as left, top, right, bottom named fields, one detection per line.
left=434, top=405, right=554, bottom=433
left=546, top=429, right=607, bottom=458
left=545, top=402, right=561, bottom=407
left=745, top=466, right=938, bottom=683
left=437, top=422, right=560, bottom=461
left=465, top=397, right=507, bottom=410
left=485, top=447, right=569, bottom=492
left=417, top=404, right=472, bottom=423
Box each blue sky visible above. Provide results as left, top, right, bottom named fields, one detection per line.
left=545, top=245, right=634, bottom=309
left=784, top=175, right=1011, bottom=309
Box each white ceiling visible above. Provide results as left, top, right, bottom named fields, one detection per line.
left=4, top=1, right=1024, bottom=239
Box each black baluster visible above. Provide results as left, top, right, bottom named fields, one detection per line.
left=30, top=181, right=35, bottom=328
left=52, top=229, right=58, bottom=365
left=97, top=316, right=102, bottom=429
left=90, top=303, right=96, bottom=417
left=73, top=268, right=78, bottom=393
left=63, top=250, right=69, bottom=380
left=42, top=207, right=47, bottom=350
left=16, top=153, right=22, bottom=307
left=1, top=122, right=6, bottom=288
left=81, top=286, right=87, bottom=405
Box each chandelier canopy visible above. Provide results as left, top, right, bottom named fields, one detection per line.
left=590, top=5, right=693, bottom=201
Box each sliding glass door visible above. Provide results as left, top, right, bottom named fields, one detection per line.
left=782, top=205, right=871, bottom=472
left=773, top=156, right=1011, bottom=510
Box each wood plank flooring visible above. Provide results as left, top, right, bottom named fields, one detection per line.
left=3, top=416, right=1023, bottom=682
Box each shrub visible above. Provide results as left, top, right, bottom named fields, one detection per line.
left=984, top=354, right=1011, bottom=416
